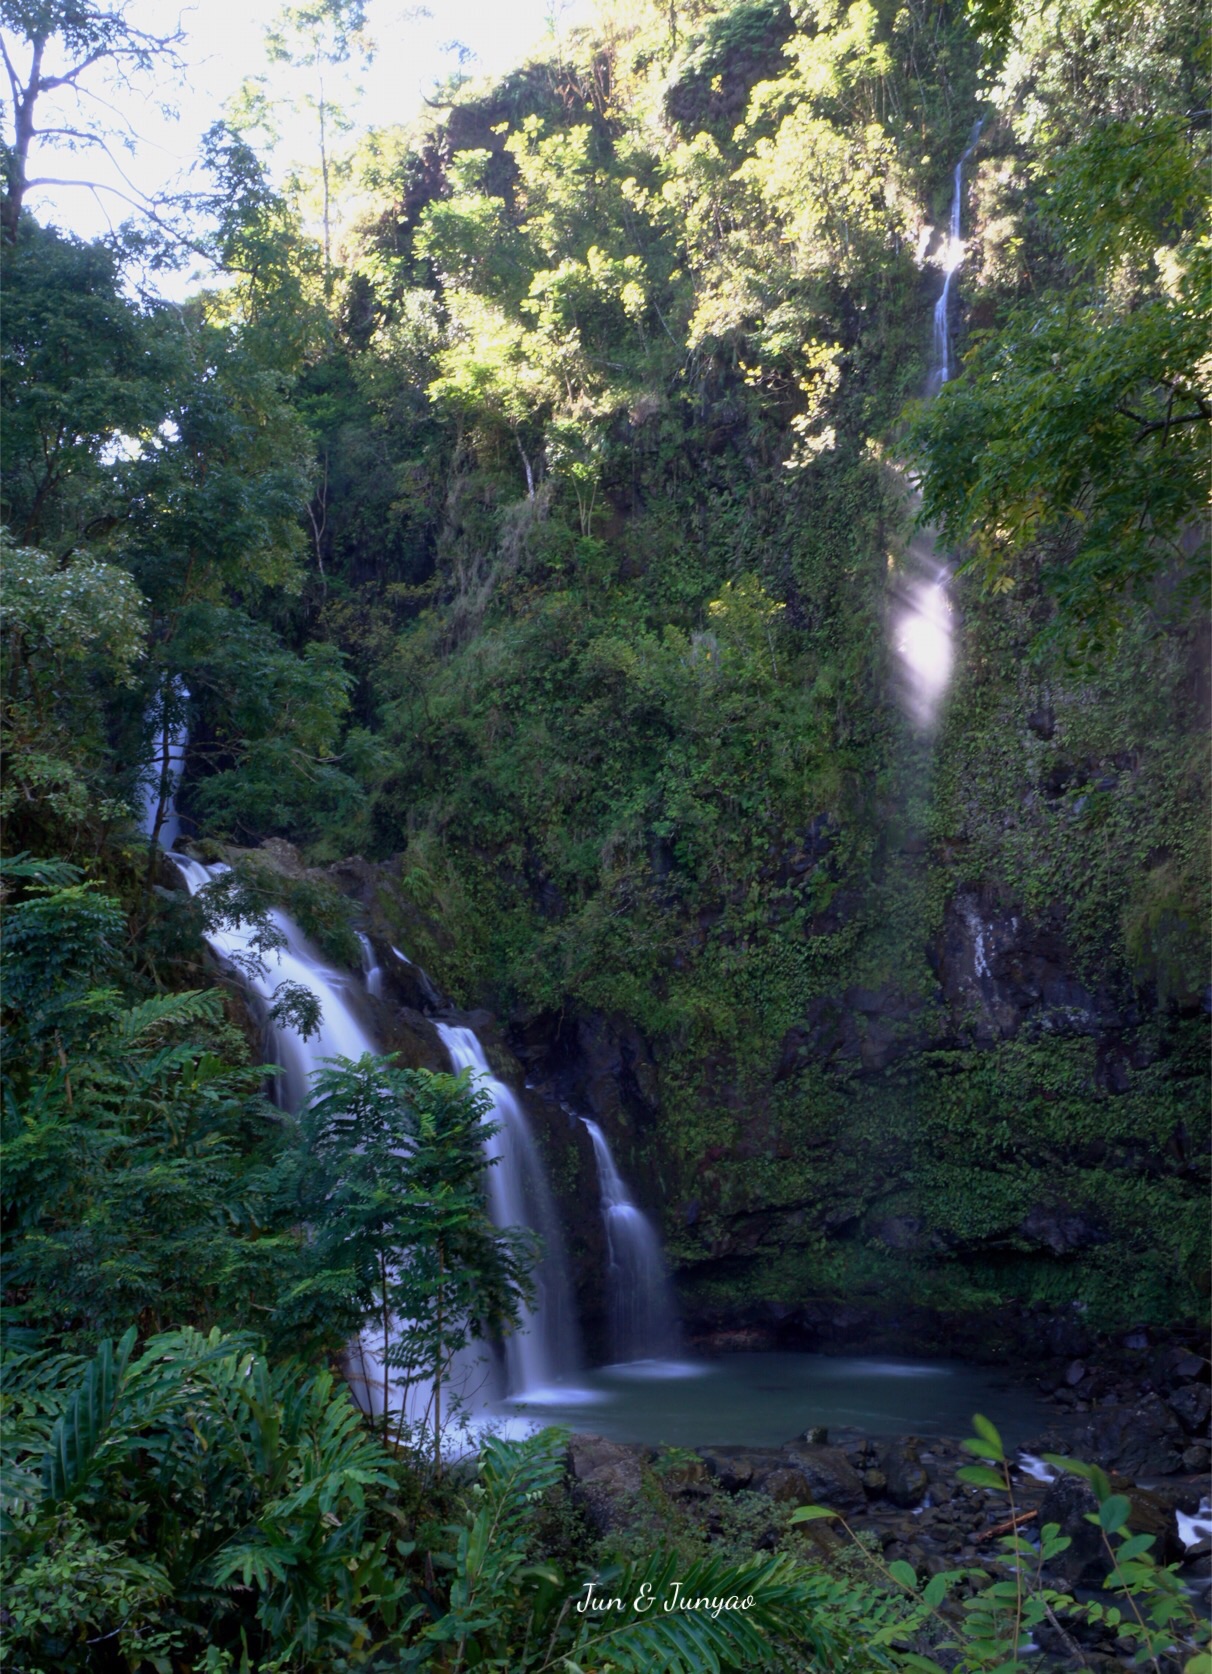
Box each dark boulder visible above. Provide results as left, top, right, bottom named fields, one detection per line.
left=1039, top=1474, right=1107, bottom=1587
left=1018, top=1201, right=1107, bottom=1255
left=761, top=1466, right=814, bottom=1504
left=880, top=1443, right=930, bottom=1509
left=699, top=1450, right=754, bottom=1493
left=1071, top=1393, right=1186, bottom=1478
left=781, top=1444, right=866, bottom=1512
left=567, top=1435, right=644, bottom=1534
left=1169, top=1383, right=1211, bottom=1434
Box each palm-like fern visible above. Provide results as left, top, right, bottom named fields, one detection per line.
left=406, top=1429, right=869, bottom=1673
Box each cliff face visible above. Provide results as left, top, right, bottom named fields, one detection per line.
left=325, top=567, right=1208, bottom=1346
left=273, top=1, right=1209, bottom=1342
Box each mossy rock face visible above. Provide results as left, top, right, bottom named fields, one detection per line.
left=383, top=555, right=1205, bottom=1339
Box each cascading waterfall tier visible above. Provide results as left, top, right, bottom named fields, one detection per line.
left=436, top=1023, right=582, bottom=1398
left=141, top=690, right=594, bottom=1427
left=581, top=1118, right=681, bottom=1365
left=173, top=856, right=378, bottom=1112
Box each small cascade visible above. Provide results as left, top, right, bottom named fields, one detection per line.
left=173, top=856, right=376, bottom=1113
left=581, top=1119, right=681, bottom=1365
left=929, top=120, right=983, bottom=393
left=137, top=679, right=190, bottom=850
left=357, top=933, right=384, bottom=998
left=436, top=1023, right=581, bottom=1397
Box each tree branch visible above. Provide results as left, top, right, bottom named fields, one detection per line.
left=0, top=34, right=22, bottom=109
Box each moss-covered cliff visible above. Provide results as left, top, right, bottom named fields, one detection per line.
left=282, top=0, right=1209, bottom=1335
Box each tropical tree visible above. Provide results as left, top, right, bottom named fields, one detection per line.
left=281, top=1055, right=536, bottom=1466
left=0, top=863, right=297, bottom=1345
left=0, top=0, right=185, bottom=241
left=905, top=0, right=1209, bottom=653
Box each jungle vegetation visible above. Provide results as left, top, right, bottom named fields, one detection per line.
left=1, top=0, right=1208, bottom=1666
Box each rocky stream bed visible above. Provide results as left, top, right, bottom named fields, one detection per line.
left=561, top=1338, right=1211, bottom=1671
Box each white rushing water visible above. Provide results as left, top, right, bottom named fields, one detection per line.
left=581, top=1118, right=683, bottom=1367
left=929, top=119, right=983, bottom=393
left=357, top=932, right=384, bottom=998
left=1178, top=1498, right=1212, bottom=1551
left=436, top=1023, right=583, bottom=1400
left=892, top=121, right=982, bottom=728
left=172, top=856, right=376, bottom=1112
left=137, top=679, right=190, bottom=850
left=141, top=690, right=607, bottom=1439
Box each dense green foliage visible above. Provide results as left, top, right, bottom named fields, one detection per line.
left=0, top=0, right=1208, bottom=1664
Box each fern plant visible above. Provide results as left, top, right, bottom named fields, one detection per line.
left=2, top=881, right=298, bottom=1345
left=401, top=1427, right=879, bottom=1672
left=1, top=1325, right=418, bottom=1670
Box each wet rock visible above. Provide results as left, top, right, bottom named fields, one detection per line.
left=1169, top=1383, right=1211, bottom=1433
left=1027, top=707, right=1056, bottom=740
left=781, top=1444, right=866, bottom=1513
left=1039, top=1475, right=1106, bottom=1587
left=761, top=1466, right=813, bottom=1504
left=699, top=1451, right=754, bottom=1493
left=872, top=1215, right=926, bottom=1252
left=567, top=1436, right=643, bottom=1534
left=804, top=1425, right=829, bottom=1445
left=1065, top=1359, right=1086, bottom=1386
left=1019, top=1202, right=1107, bottom=1255
left=881, top=1443, right=930, bottom=1509
left=1171, top=1352, right=1207, bottom=1382
left=862, top=1469, right=888, bottom=1496
left=1128, top=1486, right=1189, bottom=1564
left=1182, top=1444, right=1210, bottom=1472
left=1071, top=1393, right=1186, bottom=1478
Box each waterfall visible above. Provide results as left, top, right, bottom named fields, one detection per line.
left=929, top=120, right=983, bottom=392
left=894, top=119, right=983, bottom=727
left=173, top=856, right=377, bottom=1111
left=581, top=1119, right=681, bottom=1365
left=436, top=1023, right=581, bottom=1397
left=137, top=679, right=189, bottom=850
left=143, top=700, right=580, bottom=1429
left=357, top=933, right=384, bottom=998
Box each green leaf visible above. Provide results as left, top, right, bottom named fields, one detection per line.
left=41, top=1326, right=137, bottom=1503
left=960, top=1437, right=1004, bottom=1463
left=1114, top=1533, right=1155, bottom=1561
left=922, top=1573, right=947, bottom=1608
left=1098, top=1494, right=1131, bottom=1533
left=888, top=1559, right=917, bottom=1588
left=971, top=1414, right=1005, bottom=1460
left=789, top=1504, right=837, bottom=1522
left=956, top=1465, right=1006, bottom=1490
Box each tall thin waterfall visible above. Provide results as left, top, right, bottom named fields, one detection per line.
left=436, top=1023, right=581, bottom=1396
left=894, top=120, right=983, bottom=727
left=929, top=120, right=983, bottom=392
left=357, top=933, right=384, bottom=998
left=581, top=1119, right=681, bottom=1364
left=137, top=679, right=190, bottom=850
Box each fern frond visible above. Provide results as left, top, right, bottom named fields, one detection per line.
left=108, top=990, right=222, bottom=1050
left=566, top=1551, right=846, bottom=1674
left=40, top=1326, right=137, bottom=1503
